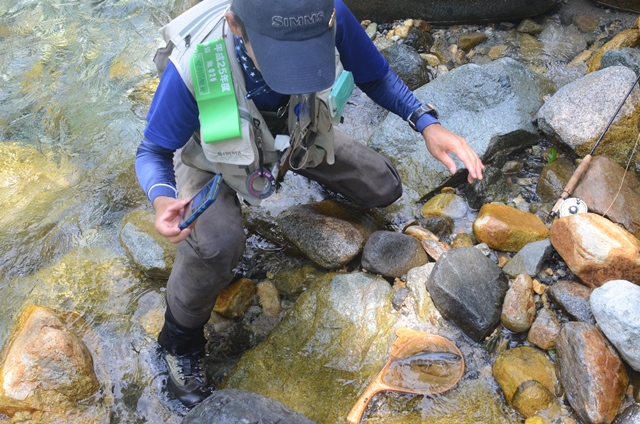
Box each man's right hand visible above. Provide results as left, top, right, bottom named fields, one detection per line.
left=153, top=196, right=193, bottom=244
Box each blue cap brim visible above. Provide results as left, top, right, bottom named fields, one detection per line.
left=245, top=25, right=336, bottom=95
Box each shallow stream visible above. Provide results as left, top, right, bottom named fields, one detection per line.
left=0, top=0, right=637, bottom=422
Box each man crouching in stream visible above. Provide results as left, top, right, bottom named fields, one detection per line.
left=135, top=0, right=484, bottom=408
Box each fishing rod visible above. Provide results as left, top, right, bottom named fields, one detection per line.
left=549, top=71, right=640, bottom=218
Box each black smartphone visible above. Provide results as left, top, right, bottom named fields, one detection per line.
left=178, top=174, right=223, bottom=230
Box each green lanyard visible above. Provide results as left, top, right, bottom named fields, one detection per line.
left=190, top=38, right=242, bottom=143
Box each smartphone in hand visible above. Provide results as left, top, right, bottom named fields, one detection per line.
left=178, top=174, right=223, bottom=230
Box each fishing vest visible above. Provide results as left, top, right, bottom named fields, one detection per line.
left=154, top=0, right=344, bottom=205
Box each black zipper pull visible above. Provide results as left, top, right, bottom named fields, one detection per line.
left=185, top=34, right=191, bottom=48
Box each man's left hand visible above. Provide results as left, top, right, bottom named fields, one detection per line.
left=422, top=123, right=484, bottom=184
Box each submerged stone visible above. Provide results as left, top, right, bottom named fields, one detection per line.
left=0, top=305, right=99, bottom=417
left=221, top=273, right=397, bottom=423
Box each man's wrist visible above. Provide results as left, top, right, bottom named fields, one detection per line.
left=416, top=113, right=439, bottom=133
left=408, top=103, right=439, bottom=132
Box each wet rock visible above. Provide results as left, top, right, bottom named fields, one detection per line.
left=406, top=263, right=440, bottom=322
left=520, top=33, right=545, bottom=67
left=590, top=279, right=640, bottom=371
left=527, top=308, right=561, bottom=350
left=572, top=155, right=640, bottom=239
left=419, top=215, right=454, bottom=240
left=451, top=233, right=475, bottom=248
left=501, top=160, right=524, bottom=175
left=473, top=203, right=550, bottom=252
left=361, top=231, right=429, bottom=278
left=550, top=213, right=640, bottom=288
left=511, top=379, right=564, bottom=419
left=535, top=157, right=576, bottom=203
left=501, top=274, right=536, bottom=332
left=602, top=47, right=640, bottom=74
left=182, top=389, right=318, bottom=424
left=430, top=36, right=455, bottom=65
left=371, top=57, right=552, bottom=200
left=612, top=403, right=640, bottom=423
left=502, top=239, right=554, bottom=278
left=0, top=305, right=99, bottom=417
left=403, top=26, right=434, bottom=53
left=403, top=224, right=439, bottom=242
left=492, top=346, right=559, bottom=406
left=587, top=28, right=640, bottom=72
left=427, top=247, right=509, bottom=342
left=276, top=201, right=380, bottom=269
left=120, top=210, right=175, bottom=278
left=421, top=192, right=469, bottom=220
left=518, top=19, right=544, bottom=34
left=464, top=166, right=511, bottom=209
left=458, top=32, right=487, bottom=52
left=556, top=322, right=629, bottom=424
left=221, top=273, right=397, bottom=423
left=213, top=278, right=257, bottom=319
left=379, top=43, right=429, bottom=90
left=421, top=239, right=451, bottom=261
left=572, top=14, right=600, bottom=33
left=537, top=66, right=640, bottom=173
left=256, top=281, right=281, bottom=317
left=274, top=264, right=324, bottom=298
left=547, top=280, right=595, bottom=324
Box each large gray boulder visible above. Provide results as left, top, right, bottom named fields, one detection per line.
left=370, top=57, right=553, bottom=201
left=343, top=0, right=557, bottom=25
left=536, top=66, right=640, bottom=173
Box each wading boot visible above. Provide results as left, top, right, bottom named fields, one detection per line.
left=158, top=307, right=212, bottom=408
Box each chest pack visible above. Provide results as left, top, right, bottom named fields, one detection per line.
left=153, top=0, right=353, bottom=205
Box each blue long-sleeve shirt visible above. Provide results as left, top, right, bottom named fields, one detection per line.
left=136, top=0, right=438, bottom=203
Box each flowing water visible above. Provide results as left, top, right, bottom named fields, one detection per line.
left=0, top=0, right=636, bottom=422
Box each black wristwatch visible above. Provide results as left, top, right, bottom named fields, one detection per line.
left=408, top=103, right=439, bottom=132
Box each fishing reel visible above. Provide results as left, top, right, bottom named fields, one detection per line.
left=556, top=197, right=588, bottom=218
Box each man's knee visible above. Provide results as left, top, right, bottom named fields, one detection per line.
left=361, top=161, right=403, bottom=208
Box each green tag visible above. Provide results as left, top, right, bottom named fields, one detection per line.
left=328, top=70, right=354, bottom=124
left=190, top=38, right=242, bottom=144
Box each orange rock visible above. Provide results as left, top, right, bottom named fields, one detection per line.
left=214, top=278, right=257, bottom=318
left=473, top=204, right=550, bottom=252
left=550, top=213, right=640, bottom=288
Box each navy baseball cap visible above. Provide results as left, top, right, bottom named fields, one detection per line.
left=232, top=0, right=337, bottom=94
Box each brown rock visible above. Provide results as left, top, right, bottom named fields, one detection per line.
left=404, top=224, right=439, bottom=242
left=586, top=28, right=640, bottom=72
left=527, top=308, right=561, bottom=350
left=532, top=279, right=546, bottom=295
left=550, top=213, right=640, bottom=288
left=214, top=278, right=256, bottom=318
left=556, top=322, right=629, bottom=424
left=256, top=281, right=282, bottom=317
left=421, top=239, right=450, bottom=261
left=572, top=155, right=640, bottom=239
left=573, top=14, right=600, bottom=33
left=512, top=380, right=563, bottom=418
left=501, top=274, right=536, bottom=332
left=0, top=306, right=99, bottom=416
left=452, top=233, right=475, bottom=248
left=458, top=32, right=487, bottom=52
left=473, top=204, right=550, bottom=252
left=493, top=346, right=558, bottom=405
